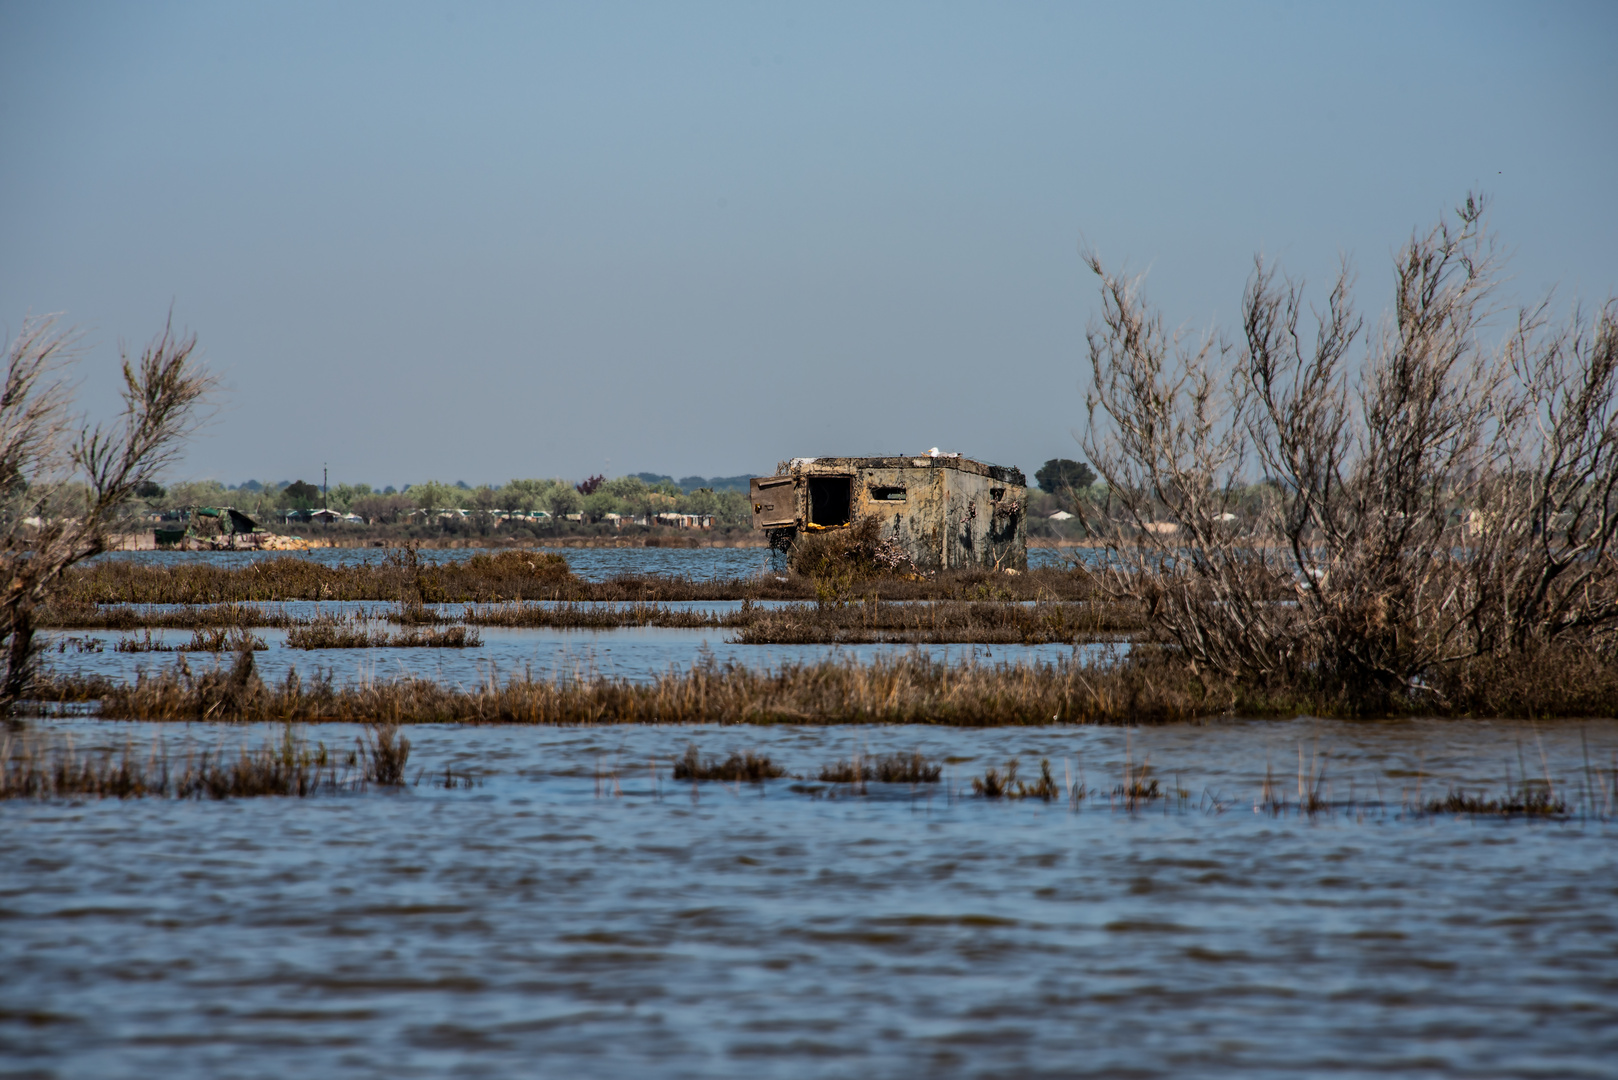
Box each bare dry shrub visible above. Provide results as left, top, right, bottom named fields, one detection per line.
left=789, top=516, right=916, bottom=581
left=362, top=723, right=411, bottom=785
left=0, top=315, right=214, bottom=714
left=1082, top=194, right=1618, bottom=705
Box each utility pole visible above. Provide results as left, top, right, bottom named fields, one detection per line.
left=323, top=463, right=328, bottom=510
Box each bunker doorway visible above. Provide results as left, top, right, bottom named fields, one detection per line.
left=807, top=475, right=852, bottom=527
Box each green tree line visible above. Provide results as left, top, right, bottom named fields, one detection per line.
left=139, top=475, right=755, bottom=528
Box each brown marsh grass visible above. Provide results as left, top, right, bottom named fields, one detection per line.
left=26, top=632, right=1618, bottom=724
left=115, top=627, right=268, bottom=653
left=63, top=548, right=573, bottom=605
left=61, top=551, right=1095, bottom=605
left=45, top=652, right=1200, bottom=726
left=732, top=598, right=1141, bottom=644
left=460, top=601, right=723, bottom=629
left=284, top=613, right=482, bottom=649
left=41, top=602, right=306, bottom=629
left=41, top=592, right=1139, bottom=645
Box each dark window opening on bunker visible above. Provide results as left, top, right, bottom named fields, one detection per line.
left=870, top=486, right=907, bottom=502
left=808, top=475, right=852, bottom=527
left=990, top=488, right=1005, bottom=501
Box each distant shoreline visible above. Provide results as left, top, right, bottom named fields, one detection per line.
left=110, top=533, right=1095, bottom=551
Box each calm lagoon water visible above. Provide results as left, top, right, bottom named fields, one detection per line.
left=4, top=718, right=1617, bottom=1079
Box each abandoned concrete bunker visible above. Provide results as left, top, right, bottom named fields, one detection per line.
left=751, top=455, right=1027, bottom=571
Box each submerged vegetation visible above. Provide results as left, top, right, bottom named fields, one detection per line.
left=283, top=613, right=481, bottom=649
left=818, top=750, right=942, bottom=784
left=971, top=758, right=1063, bottom=800
left=14, top=718, right=1604, bottom=821
left=672, top=744, right=787, bottom=782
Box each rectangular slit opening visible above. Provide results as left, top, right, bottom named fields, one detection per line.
left=869, top=486, right=907, bottom=502
left=808, top=476, right=852, bottom=527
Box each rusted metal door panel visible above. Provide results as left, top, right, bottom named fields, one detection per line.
left=751, top=475, right=798, bottom=528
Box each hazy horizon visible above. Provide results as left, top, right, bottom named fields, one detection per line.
left=3, top=1, right=1614, bottom=490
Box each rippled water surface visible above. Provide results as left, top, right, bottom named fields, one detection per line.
left=5, top=719, right=1617, bottom=1078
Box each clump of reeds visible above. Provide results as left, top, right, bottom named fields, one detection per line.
left=361, top=722, right=411, bottom=785
left=818, top=750, right=941, bottom=783
left=284, top=612, right=482, bottom=649
left=1426, top=787, right=1568, bottom=817
left=0, top=720, right=411, bottom=799
left=386, top=601, right=454, bottom=626
left=115, top=630, right=164, bottom=653
left=115, top=627, right=267, bottom=653
left=671, top=744, right=785, bottom=782
left=460, top=601, right=720, bottom=629
left=971, top=757, right=1062, bottom=800
left=1114, top=770, right=1160, bottom=803
left=389, top=625, right=480, bottom=648
left=284, top=615, right=390, bottom=649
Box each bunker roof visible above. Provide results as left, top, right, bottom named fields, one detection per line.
left=773, top=455, right=1025, bottom=486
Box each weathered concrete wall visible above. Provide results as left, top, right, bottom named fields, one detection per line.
left=752, top=455, right=1026, bottom=571
left=942, top=466, right=1027, bottom=571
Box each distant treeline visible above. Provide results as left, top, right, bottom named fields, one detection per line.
left=136, top=465, right=1103, bottom=533
left=138, top=474, right=756, bottom=528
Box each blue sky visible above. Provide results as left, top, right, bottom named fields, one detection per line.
left=2, top=1, right=1613, bottom=488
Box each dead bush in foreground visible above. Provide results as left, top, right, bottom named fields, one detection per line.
left=0, top=315, right=213, bottom=716
left=1082, top=193, right=1618, bottom=706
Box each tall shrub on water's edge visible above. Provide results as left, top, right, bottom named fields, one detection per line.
left=1081, top=194, right=1618, bottom=705
left=0, top=315, right=214, bottom=715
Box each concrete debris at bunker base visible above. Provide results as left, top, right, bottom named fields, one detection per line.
left=751, top=455, right=1027, bottom=572
left=153, top=531, right=323, bottom=551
